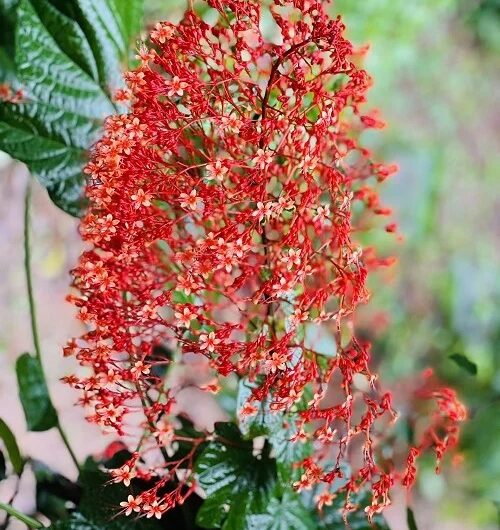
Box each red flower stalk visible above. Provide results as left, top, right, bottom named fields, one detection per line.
left=66, top=0, right=464, bottom=520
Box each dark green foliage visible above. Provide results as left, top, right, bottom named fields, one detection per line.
left=407, top=507, right=419, bottom=530
left=236, top=378, right=312, bottom=482
left=246, top=491, right=315, bottom=530
left=0, top=418, right=24, bottom=474
left=195, top=422, right=277, bottom=529
left=0, top=450, right=6, bottom=481
left=193, top=422, right=390, bottom=530
left=16, top=353, right=58, bottom=432
left=45, top=457, right=164, bottom=529
left=449, top=353, right=478, bottom=376
left=33, top=460, right=81, bottom=520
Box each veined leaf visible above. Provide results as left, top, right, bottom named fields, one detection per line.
left=16, top=353, right=58, bottom=432
left=237, top=378, right=282, bottom=438
left=0, top=101, right=93, bottom=215
left=109, top=0, right=143, bottom=59
left=195, top=422, right=276, bottom=529
left=247, top=491, right=315, bottom=530
left=0, top=0, right=143, bottom=216
left=237, top=378, right=312, bottom=481
left=68, top=0, right=130, bottom=90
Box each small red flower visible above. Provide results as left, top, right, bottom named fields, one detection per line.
left=120, top=495, right=142, bottom=516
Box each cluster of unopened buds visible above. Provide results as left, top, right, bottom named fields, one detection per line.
left=65, top=0, right=465, bottom=521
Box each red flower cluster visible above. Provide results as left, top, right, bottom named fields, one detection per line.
left=65, top=0, right=464, bottom=520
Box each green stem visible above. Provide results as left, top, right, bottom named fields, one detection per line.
left=24, top=182, right=42, bottom=361
left=0, top=502, right=43, bottom=529
left=56, top=422, right=80, bottom=472
left=23, top=181, right=81, bottom=473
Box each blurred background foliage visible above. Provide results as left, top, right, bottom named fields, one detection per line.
left=142, top=0, right=500, bottom=527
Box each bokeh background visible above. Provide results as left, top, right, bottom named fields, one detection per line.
left=1, top=1, right=499, bottom=529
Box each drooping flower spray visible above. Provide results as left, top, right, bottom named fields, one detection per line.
left=65, top=0, right=465, bottom=520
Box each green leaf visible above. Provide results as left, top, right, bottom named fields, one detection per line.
left=172, top=290, right=195, bottom=304
left=0, top=101, right=92, bottom=215
left=0, top=0, right=18, bottom=82
left=236, top=378, right=312, bottom=481
left=71, top=1, right=128, bottom=89
left=16, top=353, right=58, bottom=432
left=449, top=353, right=477, bottom=375
left=0, top=0, right=115, bottom=215
left=0, top=418, right=24, bottom=474
left=15, top=0, right=115, bottom=118
left=268, top=418, right=311, bottom=481
left=77, top=457, right=127, bottom=523
left=407, top=507, right=419, bottom=530
left=195, top=494, right=228, bottom=529
left=0, top=0, right=18, bottom=52
left=195, top=422, right=277, bottom=529
left=303, top=489, right=389, bottom=530
left=247, top=491, right=315, bottom=530
left=0, top=0, right=143, bottom=216
left=237, top=378, right=282, bottom=438
left=0, top=451, right=6, bottom=480
left=109, top=0, right=143, bottom=54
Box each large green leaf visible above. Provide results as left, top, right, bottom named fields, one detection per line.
left=0, top=418, right=24, bottom=475
left=195, top=422, right=277, bottom=529
left=0, top=101, right=93, bottom=215
left=237, top=378, right=312, bottom=481
left=0, top=0, right=142, bottom=216
left=313, top=491, right=391, bottom=530
left=63, top=0, right=130, bottom=90
left=3, top=0, right=102, bottom=144
left=247, top=491, right=315, bottom=530
left=16, top=353, right=58, bottom=432
left=236, top=379, right=282, bottom=438
left=0, top=0, right=17, bottom=52
left=109, top=0, right=143, bottom=62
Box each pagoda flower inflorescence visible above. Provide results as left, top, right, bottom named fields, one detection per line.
left=65, top=0, right=465, bottom=521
